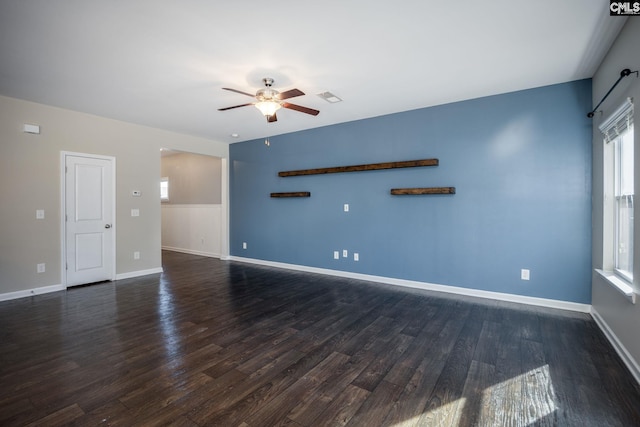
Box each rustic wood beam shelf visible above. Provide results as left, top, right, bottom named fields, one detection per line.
left=279, top=158, right=438, bottom=177
left=270, top=192, right=311, bottom=198
left=390, top=187, right=456, bottom=195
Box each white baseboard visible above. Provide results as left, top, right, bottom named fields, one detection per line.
left=228, top=256, right=592, bottom=313
left=591, top=308, right=640, bottom=385
left=115, top=267, right=163, bottom=280
left=162, top=246, right=221, bottom=259
left=0, top=284, right=65, bottom=302
left=0, top=268, right=164, bottom=302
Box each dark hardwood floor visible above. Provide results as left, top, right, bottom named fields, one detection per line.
left=1, top=251, right=639, bottom=426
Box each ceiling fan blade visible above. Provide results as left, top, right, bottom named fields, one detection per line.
left=218, top=103, right=254, bottom=111
left=222, top=87, right=256, bottom=98
left=282, top=102, right=320, bottom=116
left=277, top=88, right=305, bottom=100
left=267, top=113, right=278, bottom=122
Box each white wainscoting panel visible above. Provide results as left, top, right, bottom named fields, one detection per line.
left=161, top=204, right=222, bottom=258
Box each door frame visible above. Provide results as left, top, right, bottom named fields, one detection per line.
left=60, top=151, right=117, bottom=288
left=220, top=157, right=229, bottom=259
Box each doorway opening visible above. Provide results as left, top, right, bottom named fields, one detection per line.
left=159, top=149, right=229, bottom=260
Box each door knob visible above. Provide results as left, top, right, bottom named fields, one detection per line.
left=105, top=224, right=112, bottom=229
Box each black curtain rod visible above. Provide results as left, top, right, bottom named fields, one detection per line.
left=587, top=68, right=638, bottom=118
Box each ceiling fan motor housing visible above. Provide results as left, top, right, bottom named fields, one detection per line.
left=257, top=78, right=279, bottom=101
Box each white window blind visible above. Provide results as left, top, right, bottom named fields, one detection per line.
left=599, top=98, right=634, bottom=143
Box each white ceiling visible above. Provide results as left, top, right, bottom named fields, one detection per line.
left=0, top=1, right=626, bottom=143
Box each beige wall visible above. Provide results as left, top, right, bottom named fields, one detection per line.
left=161, top=152, right=222, bottom=204
left=591, top=18, right=640, bottom=373
left=0, top=95, right=228, bottom=295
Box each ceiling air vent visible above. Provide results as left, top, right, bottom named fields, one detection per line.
left=317, top=91, right=342, bottom=103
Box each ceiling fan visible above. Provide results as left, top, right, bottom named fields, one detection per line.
left=218, top=77, right=320, bottom=123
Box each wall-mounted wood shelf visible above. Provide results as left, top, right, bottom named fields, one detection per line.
left=270, top=192, right=311, bottom=198
left=390, top=187, right=456, bottom=195
left=279, top=158, right=438, bottom=177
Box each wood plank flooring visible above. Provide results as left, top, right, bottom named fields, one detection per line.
left=1, top=251, right=639, bottom=426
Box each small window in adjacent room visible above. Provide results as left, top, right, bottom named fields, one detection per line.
left=600, top=98, right=634, bottom=288
left=160, top=177, right=169, bottom=202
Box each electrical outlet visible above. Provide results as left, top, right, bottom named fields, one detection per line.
left=521, top=269, right=530, bottom=280
left=343, top=203, right=349, bottom=212
left=37, top=263, right=45, bottom=273
left=333, top=251, right=340, bottom=260
left=242, top=242, right=247, bottom=249
left=354, top=253, right=359, bottom=261
left=343, top=249, right=348, bottom=258
left=134, top=251, right=140, bottom=260
left=36, top=209, right=44, bottom=219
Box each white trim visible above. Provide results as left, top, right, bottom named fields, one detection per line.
left=0, top=267, right=163, bottom=301
left=591, top=307, right=640, bottom=386
left=60, top=151, right=117, bottom=288
left=595, top=269, right=636, bottom=303
left=0, top=284, right=65, bottom=302
left=229, top=256, right=591, bottom=313
left=599, top=97, right=633, bottom=143
left=115, top=267, right=163, bottom=280
left=161, top=204, right=221, bottom=209
left=220, top=158, right=230, bottom=259
left=162, top=246, right=221, bottom=258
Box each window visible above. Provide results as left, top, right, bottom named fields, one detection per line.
left=600, top=98, right=634, bottom=284
left=614, top=126, right=634, bottom=281
left=160, top=177, right=169, bottom=201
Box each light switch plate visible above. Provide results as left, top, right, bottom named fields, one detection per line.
left=36, top=209, right=44, bottom=219
left=131, top=209, right=140, bottom=217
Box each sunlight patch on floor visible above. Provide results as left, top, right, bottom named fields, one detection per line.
left=392, top=364, right=556, bottom=426
left=482, top=364, right=556, bottom=425
left=393, top=398, right=467, bottom=427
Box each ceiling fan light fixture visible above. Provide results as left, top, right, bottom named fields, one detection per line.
left=255, top=100, right=282, bottom=117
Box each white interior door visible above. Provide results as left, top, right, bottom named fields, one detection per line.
left=65, top=154, right=115, bottom=287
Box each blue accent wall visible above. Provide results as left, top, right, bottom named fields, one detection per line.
left=230, top=79, right=593, bottom=304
